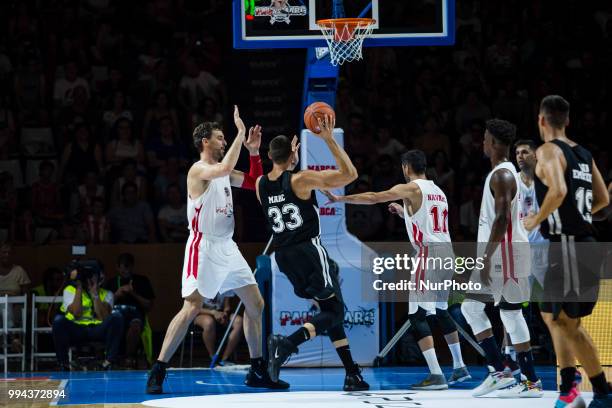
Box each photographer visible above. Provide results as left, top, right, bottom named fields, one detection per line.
left=52, top=262, right=124, bottom=371
left=103, top=253, right=154, bottom=367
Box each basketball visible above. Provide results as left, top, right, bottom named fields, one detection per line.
left=304, top=101, right=335, bottom=134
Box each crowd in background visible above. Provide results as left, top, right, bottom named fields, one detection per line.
left=0, top=2, right=610, bottom=245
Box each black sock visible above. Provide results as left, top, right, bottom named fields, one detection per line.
left=250, top=357, right=266, bottom=372
left=504, top=354, right=520, bottom=372
left=590, top=372, right=609, bottom=397
left=560, top=367, right=576, bottom=394
left=335, top=344, right=358, bottom=375
left=517, top=350, right=538, bottom=382
left=287, top=327, right=310, bottom=347
left=479, top=336, right=505, bottom=372
left=155, top=360, right=168, bottom=369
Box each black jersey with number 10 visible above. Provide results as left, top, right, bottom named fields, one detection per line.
left=259, top=171, right=320, bottom=248
left=534, top=139, right=594, bottom=238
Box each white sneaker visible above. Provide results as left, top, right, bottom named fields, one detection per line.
left=472, top=366, right=516, bottom=397
left=496, top=380, right=544, bottom=398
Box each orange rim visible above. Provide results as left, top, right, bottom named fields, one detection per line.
left=317, top=18, right=376, bottom=29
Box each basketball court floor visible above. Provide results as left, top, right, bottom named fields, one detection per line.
left=0, top=365, right=593, bottom=408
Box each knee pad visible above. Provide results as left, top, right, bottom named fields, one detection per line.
left=313, top=297, right=345, bottom=331
left=432, top=308, right=457, bottom=336
left=409, top=307, right=432, bottom=342
left=327, top=324, right=347, bottom=342
left=461, top=300, right=491, bottom=336
left=499, top=308, right=530, bottom=344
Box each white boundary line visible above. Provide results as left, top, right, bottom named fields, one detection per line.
left=49, top=379, right=68, bottom=406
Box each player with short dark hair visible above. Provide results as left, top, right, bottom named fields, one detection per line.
left=256, top=115, right=369, bottom=391
left=524, top=95, right=610, bottom=408
left=462, top=118, right=543, bottom=398
left=324, top=148, right=472, bottom=390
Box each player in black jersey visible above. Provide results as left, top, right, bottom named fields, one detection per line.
left=524, top=95, right=610, bottom=407
left=256, top=115, right=369, bottom=391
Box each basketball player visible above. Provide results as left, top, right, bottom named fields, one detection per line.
left=324, top=149, right=472, bottom=390
left=524, top=95, right=610, bottom=408
left=146, top=106, right=288, bottom=394
left=461, top=119, right=543, bottom=398
left=256, top=115, right=369, bottom=391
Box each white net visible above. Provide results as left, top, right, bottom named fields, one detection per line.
left=317, top=19, right=375, bottom=66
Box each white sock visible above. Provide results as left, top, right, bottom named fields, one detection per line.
left=448, top=342, right=465, bottom=369
left=422, top=348, right=443, bottom=375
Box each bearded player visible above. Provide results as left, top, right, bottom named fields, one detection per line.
left=524, top=95, right=610, bottom=408
left=325, top=149, right=472, bottom=390
left=461, top=119, right=543, bottom=398
left=256, top=115, right=369, bottom=391
left=146, top=106, right=288, bottom=394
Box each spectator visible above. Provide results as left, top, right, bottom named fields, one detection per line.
left=53, top=262, right=123, bottom=371
left=191, top=97, right=222, bottom=131
left=371, top=154, right=399, bottom=192
left=178, top=58, right=221, bottom=113
left=0, top=96, right=16, bottom=144
left=53, top=61, right=90, bottom=108
left=0, top=172, right=17, bottom=240
left=455, top=89, right=491, bottom=133
left=153, top=157, right=187, bottom=203
left=145, top=116, right=188, bottom=170
left=32, top=267, right=65, bottom=326
left=105, top=119, right=145, bottom=171
left=103, top=253, right=155, bottom=367
left=102, top=90, right=133, bottom=134
left=459, top=185, right=481, bottom=240
left=14, top=56, right=48, bottom=126
left=376, top=127, right=405, bottom=158
left=193, top=294, right=243, bottom=366
left=111, top=159, right=147, bottom=206
left=0, top=242, right=31, bottom=352
left=158, top=183, right=188, bottom=242
left=58, top=123, right=104, bottom=183
left=142, top=90, right=180, bottom=140
left=108, top=182, right=156, bottom=243
left=77, top=171, right=105, bottom=216
left=30, top=161, right=64, bottom=228
left=82, top=197, right=111, bottom=244
left=57, top=85, right=98, bottom=139
left=429, top=150, right=455, bottom=199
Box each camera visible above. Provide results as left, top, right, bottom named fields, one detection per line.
left=64, top=260, right=103, bottom=287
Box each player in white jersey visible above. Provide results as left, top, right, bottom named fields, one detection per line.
left=515, top=139, right=549, bottom=287
left=461, top=119, right=543, bottom=398
left=324, top=150, right=471, bottom=390
left=146, top=106, right=288, bottom=394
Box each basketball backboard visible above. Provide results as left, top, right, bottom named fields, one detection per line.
left=233, top=0, right=455, bottom=49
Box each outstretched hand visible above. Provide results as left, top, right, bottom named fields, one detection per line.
left=314, top=114, right=335, bottom=140
left=321, top=189, right=342, bottom=205
left=245, top=125, right=262, bottom=154
left=233, top=105, right=246, bottom=135
left=289, top=135, right=300, bottom=168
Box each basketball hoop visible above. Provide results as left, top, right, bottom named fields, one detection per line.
left=317, top=18, right=375, bottom=66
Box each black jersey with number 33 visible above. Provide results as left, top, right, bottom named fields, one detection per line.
left=259, top=171, right=320, bottom=248
left=534, top=139, right=594, bottom=238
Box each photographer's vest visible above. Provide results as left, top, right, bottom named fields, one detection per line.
left=60, top=285, right=110, bottom=326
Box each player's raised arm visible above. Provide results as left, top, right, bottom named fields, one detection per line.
left=230, top=124, right=263, bottom=189
left=293, top=115, right=357, bottom=191
left=523, top=143, right=567, bottom=231
left=192, top=105, right=246, bottom=181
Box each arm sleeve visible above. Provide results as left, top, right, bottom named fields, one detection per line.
left=241, top=154, right=263, bottom=190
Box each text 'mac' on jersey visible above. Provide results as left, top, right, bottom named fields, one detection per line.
left=535, top=139, right=594, bottom=239
left=258, top=171, right=320, bottom=248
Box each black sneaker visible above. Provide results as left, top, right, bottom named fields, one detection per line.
left=267, top=334, right=298, bottom=383
left=146, top=362, right=167, bottom=394
left=245, top=367, right=290, bottom=389
left=344, top=366, right=370, bottom=391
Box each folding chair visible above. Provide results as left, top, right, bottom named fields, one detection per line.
left=30, top=294, right=63, bottom=371
left=0, top=295, right=28, bottom=374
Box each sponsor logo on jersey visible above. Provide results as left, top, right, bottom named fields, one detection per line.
left=572, top=163, right=592, bottom=182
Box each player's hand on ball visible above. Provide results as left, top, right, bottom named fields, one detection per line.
left=315, top=114, right=335, bottom=140
left=523, top=212, right=539, bottom=231
left=321, top=190, right=341, bottom=204
left=245, top=124, right=262, bottom=154
left=388, top=203, right=403, bottom=215
left=233, top=105, right=246, bottom=135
